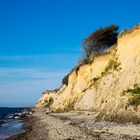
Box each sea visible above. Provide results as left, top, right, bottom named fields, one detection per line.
left=0, top=107, right=27, bottom=140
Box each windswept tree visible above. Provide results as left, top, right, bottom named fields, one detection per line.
left=83, top=25, right=119, bottom=59
left=62, top=25, right=119, bottom=86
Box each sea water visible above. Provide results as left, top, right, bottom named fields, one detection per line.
left=0, top=107, right=26, bottom=140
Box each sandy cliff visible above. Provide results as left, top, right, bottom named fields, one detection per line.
left=36, top=25, right=140, bottom=123
left=35, top=90, right=58, bottom=108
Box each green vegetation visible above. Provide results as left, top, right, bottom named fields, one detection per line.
left=45, top=97, right=54, bottom=107
left=126, top=84, right=140, bottom=94
left=123, top=84, right=140, bottom=106
left=83, top=25, right=119, bottom=59
left=82, top=76, right=101, bottom=93
left=101, top=60, right=121, bottom=76
left=62, top=74, right=69, bottom=86
left=67, top=98, right=78, bottom=111
left=113, top=61, right=121, bottom=70
left=62, top=66, right=80, bottom=86
left=62, top=25, right=119, bottom=86
left=129, top=95, right=140, bottom=106
left=85, top=60, right=121, bottom=92
left=42, top=89, right=59, bottom=95
left=93, top=77, right=100, bottom=82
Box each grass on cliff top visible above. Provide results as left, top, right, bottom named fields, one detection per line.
left=42, top=89, right=59, bottom=95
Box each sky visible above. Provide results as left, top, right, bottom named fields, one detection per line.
left=0, top=0, right=140, bottom=107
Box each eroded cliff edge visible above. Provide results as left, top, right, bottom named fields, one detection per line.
left=36, top=25, right=140, bottom=123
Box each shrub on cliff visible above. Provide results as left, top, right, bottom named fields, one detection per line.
left=62, top=74, right=69, bottom=86
left=62, top=25, right=119, bottom=86
left=83, top=25, right=119, bottom=59
left=45, top=97, right=54, bottom=107
left=127, top=84, right=140, bottom=106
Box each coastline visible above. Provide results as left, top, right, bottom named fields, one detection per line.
left=6, top=117, right=38, bottom=140
left=6, top=109, right=140, bottom=140
left=6, top=109, right=49, bottom=140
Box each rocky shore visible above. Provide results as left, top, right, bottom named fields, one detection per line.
left=6, top=109, right=140, bottom=140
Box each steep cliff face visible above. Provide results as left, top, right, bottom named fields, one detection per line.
left=36, top=25, right=140, bottom=122
left=51, top=53, right=112, bottom=111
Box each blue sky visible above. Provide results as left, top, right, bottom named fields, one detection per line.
left=0, top=0, right=140, bottom=107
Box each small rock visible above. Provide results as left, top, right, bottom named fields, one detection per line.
left=65, top=121, right=71, bottom=125
left=129, top=122, right=133, bottom=125
left=45, top=111, right=50, bottom=115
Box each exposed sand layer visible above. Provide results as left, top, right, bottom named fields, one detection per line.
left=7, top=109, right=140, bottom=140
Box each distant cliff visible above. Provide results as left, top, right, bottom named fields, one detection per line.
left=36, top=24, right=140, bottom=123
